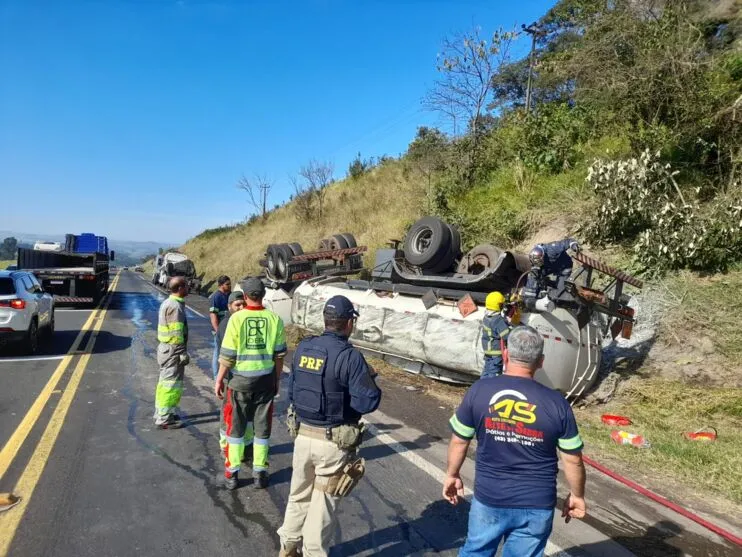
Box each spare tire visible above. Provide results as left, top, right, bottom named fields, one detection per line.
left=329, top=234, right=349, bottom=250
left=288, top=242, right=304, bottom=256
left=403, top=216, right=452, bottom=269
left=339, top=233, right=357, bottom=248
left=462, top=244, right=502, bottom=275
left=266, top=245, right=278, bottom=276
left=275, top=244, right=293, bottom=281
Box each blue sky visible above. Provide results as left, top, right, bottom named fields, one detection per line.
left=0, top=0, right=555, bottom=243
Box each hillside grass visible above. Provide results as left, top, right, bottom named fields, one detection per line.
left=0, top=260, right=14, bottom=270
left=182, top=161, right=430, bottom=289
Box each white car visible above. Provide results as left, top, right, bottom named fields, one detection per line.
left=0, top=270, right=55, bottom=354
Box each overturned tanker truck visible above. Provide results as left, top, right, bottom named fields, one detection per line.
left=261, top=217, right=642, bottom=400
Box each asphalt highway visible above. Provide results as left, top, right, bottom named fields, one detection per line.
left=0, top=271, right=738, bottom=556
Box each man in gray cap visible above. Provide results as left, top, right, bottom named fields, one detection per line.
left=277, top=295, right=382, bottom=557
left=216, top=277, right=287, bottom=490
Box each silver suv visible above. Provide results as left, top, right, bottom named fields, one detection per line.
left=0, top=270, right=55, bottom=354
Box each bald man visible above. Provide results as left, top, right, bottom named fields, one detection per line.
left=154, top=276, right=190, bottom=429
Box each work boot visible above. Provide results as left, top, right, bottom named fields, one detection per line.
left=253, top=470, right=269, bottom=489
left=224, top=472, right=238, bottom=491
left=156, top=416, right=182, bottom=430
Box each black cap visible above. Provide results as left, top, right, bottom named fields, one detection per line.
left=243, top=277, right=266, bottom=298
left=228, top=291, right=244, bottom=304
left=323, top=295, right=359, bottom=319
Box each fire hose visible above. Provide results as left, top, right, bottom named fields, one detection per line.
left=582, top=455, right=742, bottom=548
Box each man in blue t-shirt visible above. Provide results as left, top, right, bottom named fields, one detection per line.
left=445, top=325, right=586, bottom=557
left=208, top=275, right=231, bottom=379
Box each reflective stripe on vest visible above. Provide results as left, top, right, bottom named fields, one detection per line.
left=158, top=321, right=185, bottom=344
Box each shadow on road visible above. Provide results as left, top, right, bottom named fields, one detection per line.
left=330, top=498, right=470, bottom=556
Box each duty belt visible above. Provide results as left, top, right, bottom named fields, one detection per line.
left=297, top=423, right=333, bottom=441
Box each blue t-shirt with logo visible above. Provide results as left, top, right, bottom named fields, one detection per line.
left=209, top=290, right=229, bottom=323
left=450, top=375, right=583, bottom=509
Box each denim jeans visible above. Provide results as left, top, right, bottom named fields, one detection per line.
left=212, top=333, right=220, bottom=380
left=459, top=497, right=554, bottom=557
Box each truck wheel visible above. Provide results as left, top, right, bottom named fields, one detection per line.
left=288, top=242, right=304, bottom=256
left=266, top=245, right=278, bottom=275
left=25, top=319, right=39, bottom=355
left=329, top=234, right=349, bottom=250
left=318, top=238, right=331, bottom=251
left=462, top=244, right=502, bottom=275
left=274, top=244, right=293, bottom=281
left=428, top=241, right=457, bottom=273
left=275, top=244, right=293, bottom=281
left=403, top=217, right=452, bottom=269
left=339, top=233, right=357, bottom=248
left=447, top=223, right=462, bottom=259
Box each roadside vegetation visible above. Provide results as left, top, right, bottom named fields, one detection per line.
left=177, top=0, right=742, bottom=514
left=0, top=260, right=14, bottom=270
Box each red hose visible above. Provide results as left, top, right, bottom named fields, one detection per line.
left=582, top=455, right=742, bottom=548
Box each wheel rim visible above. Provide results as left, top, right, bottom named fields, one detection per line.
left=411, top=228, right=433, bottom=256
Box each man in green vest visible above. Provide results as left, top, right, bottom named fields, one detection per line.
left=216, top=277, right=287, bottom=490
left=154, top=276, right=189, bottom=429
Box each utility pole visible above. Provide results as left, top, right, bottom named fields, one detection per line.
left=522, top=21, right=544, bottom=115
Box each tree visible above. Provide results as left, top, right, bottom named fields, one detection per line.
left=407, top=127, right=450, bottom=210
left=424, top=26, right=519, bottom=178
left=298, top=160, right=334, bottom=219
left=0, top=237, right=17, bottom=259
left=347, top=152, right=372, bottom=180
left=236, top=174, right=272, bottom=222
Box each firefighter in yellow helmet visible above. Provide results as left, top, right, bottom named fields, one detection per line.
left=480, top=291, right=512, bottom=379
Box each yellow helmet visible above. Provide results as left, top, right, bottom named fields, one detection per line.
left=485, top=291, right=506, bottom=311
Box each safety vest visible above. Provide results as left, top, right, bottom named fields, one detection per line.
left=291, top=333, right=358, bottom=427
left=220, top=307, right=286, bottom=378
left=157, top=295, right=188, bottom=345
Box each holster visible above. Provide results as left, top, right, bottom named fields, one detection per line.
left=315, top=457, right=366, bottom=498
left=286, top=404, right=299, bottom=439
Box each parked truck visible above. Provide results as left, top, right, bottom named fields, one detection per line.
left=264, top=217, right=641, bottom=400
left=17, top=233, right=114, bottom=306
left=152, top=252, right=201, bottom=291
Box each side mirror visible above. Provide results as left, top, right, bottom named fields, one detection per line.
left=110, top=250, right=115, bottom=261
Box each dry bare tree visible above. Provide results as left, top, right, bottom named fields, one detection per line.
left=298, top=159, right=334, bottom=219
left=424, top=27, right=518, bottom=180
left=236, top=174, right=272, bottom=222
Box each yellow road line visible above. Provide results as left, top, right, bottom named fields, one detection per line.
left=0, top=273, right=120, bottom=555
left=0, top=296, right=105, bottom=480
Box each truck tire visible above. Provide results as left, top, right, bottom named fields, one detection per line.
left=288, top=242, right=304, bottom=256
left=318, top=238, right=331, bottom=251
left=403, top=216, right=452, bottom=269
left=447, top=223, right=462, bottom=259
left=266, top=245, right=278, bottom=275
left=339, top=233, right=357, bottom=248
left=460, top=244, right=502, bottom=275
left=329, top=234, right=349, bottom=251
left=275, top=244, right=294, bottom=281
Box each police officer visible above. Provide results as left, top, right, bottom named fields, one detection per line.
left=523, top=238, right=580, bottom=310
left=277, top=295, right=382, bottom=557
left=154, top=276, right=189, bottom=429
left=216, top=277, right=286, bottom=490
left=481, top=291, right=511, bottom=378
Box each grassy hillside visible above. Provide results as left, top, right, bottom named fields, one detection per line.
left=182, top=161, right=430, bottom=290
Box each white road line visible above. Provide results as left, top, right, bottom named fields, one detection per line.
left=137, top=275, right=208, bottom=320
left=0, top=355, right=65, bottom=363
